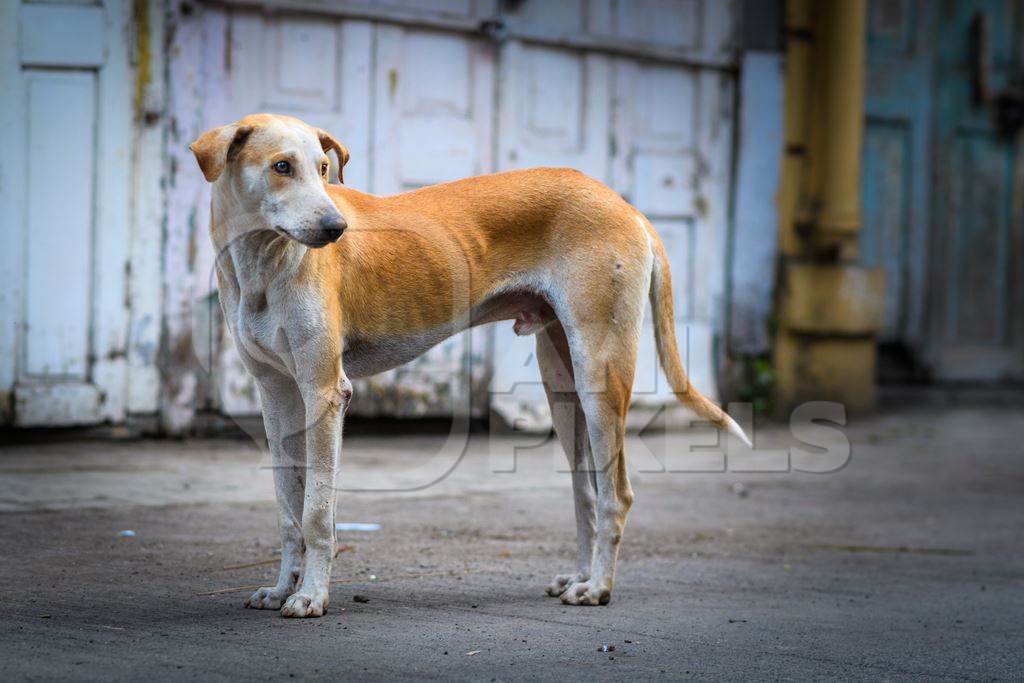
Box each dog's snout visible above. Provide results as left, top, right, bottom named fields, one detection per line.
left=319, top=213, right=347, bottom=242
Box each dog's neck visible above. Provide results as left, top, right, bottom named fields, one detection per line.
left=227, top=230, right=308, bottom=293
left=210, top=194, right=311, bottom=300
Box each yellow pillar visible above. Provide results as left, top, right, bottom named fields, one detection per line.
left=774, top=0, right=885, bottom=415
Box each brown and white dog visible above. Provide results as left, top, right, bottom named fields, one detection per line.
left=190, top=113, right=749, bottom=617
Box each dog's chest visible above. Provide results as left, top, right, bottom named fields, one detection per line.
left=235, top=307, right=281, bottom=364
left=228, top=289, right=317, bottom=374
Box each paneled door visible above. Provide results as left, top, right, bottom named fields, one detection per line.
left=490, top=36, right=612, bottom=428
left=205, top=8, right=495, bottom=419
left=862, top=0, right=935, bottom=352
left=609, top=58, right=734, bottom=411
left=491, top=0, right=736, bottom=428
left=0, top=1, right=133, bottom=425
left=195, top=9, right=374, bottom=418
left=863, top=0, right=1024, bottom=381
left=196, top=0, right=737, bottom=427
left=928, top=0, right=1024, bottom=380
left=362, top=23, right=496, bottom=417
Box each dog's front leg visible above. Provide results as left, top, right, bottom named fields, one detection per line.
left=280, top=375, right=352, bottom=618
left=245, top=371, right=307, bottom=610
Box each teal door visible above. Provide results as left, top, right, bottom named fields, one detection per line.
left=929, top=0, right=1024, bottom=380
left=863, top=0, right=1024, bottom=381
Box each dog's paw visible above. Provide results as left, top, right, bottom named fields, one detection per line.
left=559, top=579, right=611, bottom=606
left=545, top=573, right=588, bottom=597
left=280, top=588, right=329, bottom=618
left=244, top=585, right=292, bottom=610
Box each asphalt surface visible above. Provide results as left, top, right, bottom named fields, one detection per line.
left=1, top=402, right=1022, bottom=680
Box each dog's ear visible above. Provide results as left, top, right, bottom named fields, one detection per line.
left=317, top=129, right=350, bottom=184
left=189, top=125, right=254, bottom=182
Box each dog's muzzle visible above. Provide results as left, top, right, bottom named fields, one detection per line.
left=280, top=212, right=347, bottom=247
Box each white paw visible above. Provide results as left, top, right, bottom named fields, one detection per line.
left=559, top=580, right=611, bottom=606
left=244, top=585, right=292, bottom=610
left=280, top=588, right=329, bottom=618
left=545, top=573, right=588, bottom=597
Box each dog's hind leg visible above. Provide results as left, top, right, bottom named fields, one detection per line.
left=555, top=273, right=645, bottom=606
left=245, top=371, right=307, bottom=610
left=536, top=321, right=598, bottom=598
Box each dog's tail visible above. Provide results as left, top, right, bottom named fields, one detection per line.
left=645, top=219, right=752, bottom=447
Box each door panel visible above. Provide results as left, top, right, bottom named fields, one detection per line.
left=502, top=0, right=724, bottom=57
left=19, top=3, right=106, bottom=67
left=612, top=59, right=714, bottom=407
left=491, top=40, right=612, bottom=428
left=627, top=57, right=698, bottom=216
left=24, top=71, right=96, bottom=379
left=373, top=26, right=494, bottom=193
left=497, top=42, right=610, bottom=175
left=225, top=12, right=373, bottom=187
left=209, top=10, right=374, bottom=416
left=614, top=0, right=700, bottom=48
left=861, top=120, right=911, bottom=337
left=365, top=25, right=494, bottom=417
left=394, top=32, right=480, bottom=185
left=491, top=7, right=732, bottom=427
left=946, top=134, right=1014, bottom=345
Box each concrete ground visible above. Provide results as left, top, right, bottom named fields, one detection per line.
left=1, top=400, right=1022, bottom=680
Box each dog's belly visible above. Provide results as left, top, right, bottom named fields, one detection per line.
left=342, top=289, right=555, bottom=379
left=342, top=325, right=459, bottom=379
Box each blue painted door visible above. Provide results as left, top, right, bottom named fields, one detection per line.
left=864, top=0, right=1024, bottom=381
left=929, top=0, right=1023, bottom=380
left=862, top=0, right=935, bottom=353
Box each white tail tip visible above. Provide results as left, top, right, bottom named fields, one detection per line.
left=725, top=415, right=752, bottom=448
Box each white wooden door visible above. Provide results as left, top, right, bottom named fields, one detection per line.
left=204, top=9, right=495, bottom=419
left=0, top=0, right=133, bottom=426
left=489, top=38, right=613, bottom=428
left=191, top=9, right=374, bottom=418
left=490, top=0, right=736, bottom=429
left=610, top=59, right=734, bottom=410
left=191, top=0, right=735, bottom=428
left=363, top=24, right=495, bottom=417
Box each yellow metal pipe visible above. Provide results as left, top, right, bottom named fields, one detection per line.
left=816, top=0, right=866, bottom=236
left=777, top=0, right=812, bottom=257
left=780, top=0, right=867, bottom=252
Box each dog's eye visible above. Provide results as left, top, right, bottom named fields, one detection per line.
left=273, top=160, right=291, bottom=175
left=321, top=162, right=329, bottom=177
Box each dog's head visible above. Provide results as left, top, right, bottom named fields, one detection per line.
left=190, top=114, right=350, bottom=248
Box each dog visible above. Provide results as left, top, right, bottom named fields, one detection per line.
left=190, top=113, right=749, bottom=617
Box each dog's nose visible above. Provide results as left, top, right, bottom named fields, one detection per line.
left=319, top=213, right=347, bottom=242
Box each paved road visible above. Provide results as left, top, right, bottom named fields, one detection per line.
left=1, top=404, right=1022, bottom=680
